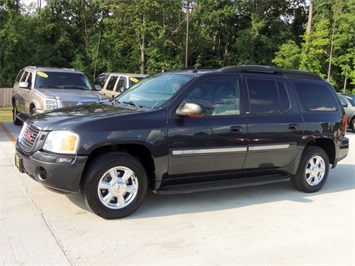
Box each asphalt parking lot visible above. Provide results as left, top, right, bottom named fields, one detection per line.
left=1, top=121, right=354, bottom=265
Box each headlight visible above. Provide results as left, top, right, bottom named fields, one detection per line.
left=43, top=131, right=79, bottom=154
left=43, top=99, right=58, bottom=110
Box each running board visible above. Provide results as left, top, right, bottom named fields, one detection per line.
left=156, top=175, right=291, bottom=194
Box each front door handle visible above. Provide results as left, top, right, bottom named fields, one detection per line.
left=288, top=124, right=298, bottom=130
left=230, top=126, right=243, bottom=132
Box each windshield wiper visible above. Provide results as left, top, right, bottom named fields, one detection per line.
left=38, top=85, right=61, bottom=89
left=123, top=101, right=142, bottom=111
left=64, top=86, right=87, bottom=90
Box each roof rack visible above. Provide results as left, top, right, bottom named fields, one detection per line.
left=219, top=65, right=322, bottom=80
left=179, top=67, right=219, bottom=73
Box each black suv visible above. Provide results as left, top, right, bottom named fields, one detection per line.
left=14, top=65, right=349, bottom=219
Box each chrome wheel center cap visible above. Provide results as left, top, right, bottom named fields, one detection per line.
left=311, top=167, right=319, bottom=176
left=113, top=181, right=125, bottom=193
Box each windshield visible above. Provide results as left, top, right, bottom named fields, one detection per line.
left=116, top=73, right=194, bottom=108
left=34, top=71, right=92, bottom=90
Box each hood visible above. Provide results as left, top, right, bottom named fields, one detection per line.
left=26, top=103, right=137, bottom=130
left=36, top=88, right=108, bottom=103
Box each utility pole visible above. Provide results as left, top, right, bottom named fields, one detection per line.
left=306, top=0, right=314, bottom=38
left=185, top=5, right=190, bottom=68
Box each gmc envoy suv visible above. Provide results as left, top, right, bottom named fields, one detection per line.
left=14, top=65, right=349, bottom=219
left=12, top=66, right=109, bottom=125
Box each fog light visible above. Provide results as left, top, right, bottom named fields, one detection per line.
left=38, top=167, right=47, bottom=181
left=56, top=157, right=73, bottom=163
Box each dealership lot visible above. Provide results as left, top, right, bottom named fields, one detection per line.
left=1, top=122, right=354, bottom=265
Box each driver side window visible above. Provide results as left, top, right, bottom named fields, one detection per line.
left=185, top=78, right=240, bottom=116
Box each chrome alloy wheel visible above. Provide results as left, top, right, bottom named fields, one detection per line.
left=305, top=155, right=326, bottom=186
left=97, top=166, right=139, bottom=209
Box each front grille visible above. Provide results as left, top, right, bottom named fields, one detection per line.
left=61, top=101, right=97, bottom=107
left=19, top=124, right=41, bottom=152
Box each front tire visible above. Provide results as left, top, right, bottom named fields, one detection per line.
left=12, top=105, right=22, bottom=126
left=81, top=152, right=148, bottom=219
left=292, top=146, right=329, bottom=193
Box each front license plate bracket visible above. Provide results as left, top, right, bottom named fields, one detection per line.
left=15, top=154, right=24, bottom=173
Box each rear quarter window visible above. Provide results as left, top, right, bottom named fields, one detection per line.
left=295, top=81, right=338, bottom=111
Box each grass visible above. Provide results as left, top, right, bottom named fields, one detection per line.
left=0, top=107, right=12, bottom=122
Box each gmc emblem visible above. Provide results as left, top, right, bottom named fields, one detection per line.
left=24, top=130, right=33, bottom=141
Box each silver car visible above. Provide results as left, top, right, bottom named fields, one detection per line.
left=338, top=93, right=355, bottom=132
left=12, top=66, right=109, bottom=125
left=95, top=72, right=148, bottom=99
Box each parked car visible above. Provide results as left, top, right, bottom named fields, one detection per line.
left=337, top=93, right=355, bottom=131
left=12, top=66, right=109, bottom=125
left=15, top=65, right=349, bottom=219
left=96, top=72, right=148, bottom=99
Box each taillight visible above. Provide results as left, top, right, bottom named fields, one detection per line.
left=341, top=114, right=347, bottom=135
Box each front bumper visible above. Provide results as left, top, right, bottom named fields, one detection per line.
left=15, top=145, right=88, bottom=193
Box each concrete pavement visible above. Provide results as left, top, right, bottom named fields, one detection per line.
left=1, top=121, right=354, bottom=265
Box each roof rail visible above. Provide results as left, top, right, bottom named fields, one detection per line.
left=219, top=65, right=322, bottom=80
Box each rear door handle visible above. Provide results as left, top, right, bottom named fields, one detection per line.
left=288, top=124, right=298, bottom=130
left=230, top=126, right=243, bottom=132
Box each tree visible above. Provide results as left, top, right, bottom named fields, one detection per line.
left=272, top=40, right=301, bottom=69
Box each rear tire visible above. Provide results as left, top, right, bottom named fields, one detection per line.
left=292, top=146, right=329, bottom=193
left=12, top=105, right=22, bottom=126
left=81, top=152, right=148, bottom=219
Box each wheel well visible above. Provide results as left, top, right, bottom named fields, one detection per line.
left=83, top=144, right=156, bottom=189
left=309, top=138, right=335, bottom=165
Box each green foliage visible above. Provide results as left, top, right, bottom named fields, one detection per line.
left=272, top=40, right=301, bottom=69
left=299, top=19, right=330, bottom=79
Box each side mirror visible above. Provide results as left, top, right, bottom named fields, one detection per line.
left=176, top=102, right=204, bottom=118
left=93, top=84, right=102, bottom=91
left=19, top=82, right=29, bottom=88
left=341, top=102, right=348, bottom=108
left=119, top=86, right=125, bottom=93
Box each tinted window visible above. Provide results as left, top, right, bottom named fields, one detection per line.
left=106, top=76, right=118, bottom=91
left=295, top=82, right=337, bottom=111
left=338, top=95, right=347, bottom=106
left=185, top=78, right=240, bottom=116
left=247, top=79, right=281, bottom=114
left=15, top=70, right=24, bottom=82
left=118, top=74, right=194, bottom=108
left=345, top=95, right=355, bottom=106
left=115, top=77, right=126, bottom=92
left=27, top=73, right=32, bottom=87
left=34, top=71, right=92, bottom=90
left=20, top=71, right=30, bottom=82
left=278, top=81, right=291, bottom=112
left=93, top=74, right=108, bottom=88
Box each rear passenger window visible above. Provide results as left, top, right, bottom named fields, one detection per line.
left=106, top=76, right=118, bottom=91
left=295, top=82, right=337, bottom=111
left=115, top=77, right=126, bottom=92
left=247, top=79, right=290, bottom=114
